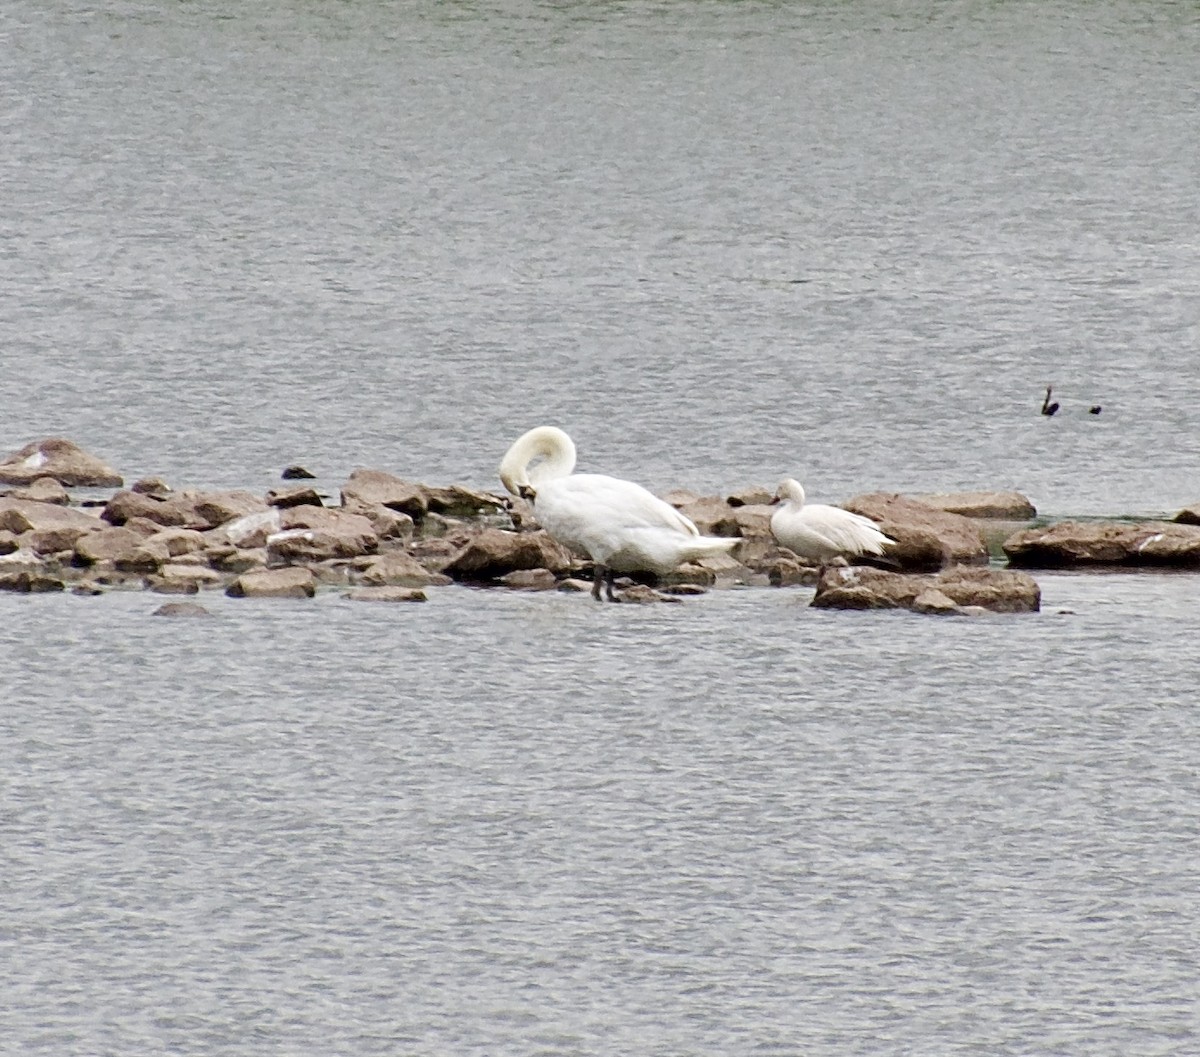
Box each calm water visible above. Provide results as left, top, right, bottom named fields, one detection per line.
left=3, top=1, right=1199, bottom=1053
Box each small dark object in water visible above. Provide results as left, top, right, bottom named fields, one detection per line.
left=281, top=465, right=316, bottom=480
left=1088, top=405, right=1102, bottom=415
left=1041, top=386, right=1059, bottom=416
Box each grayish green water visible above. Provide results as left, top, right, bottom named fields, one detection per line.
left=2, top=1, right=1198, bottom=1053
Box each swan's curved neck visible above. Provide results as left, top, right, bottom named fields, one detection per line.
left=779, top=479, right=807, bottom=508
left=499, top=426, right=577, bottom=495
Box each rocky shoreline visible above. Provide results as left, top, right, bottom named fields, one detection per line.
left=3, top=438, right=1200, bottom=617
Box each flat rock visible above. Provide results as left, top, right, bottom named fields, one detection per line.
left=102, top=489, right=202, bottom=529
left=423, top=484, right=506, bottom=518
left=726, top=486, right=774, bottom=507
left=266, top=486, right=324, bottom=509
left=1003, top=520, right=1200, bottom=568
left=344, top=586, right=428, bottom=603
left=192, top=490, right=269, bottom=529
left=0, top=497, right=99, bottom=536
left=226, top=567, right=316, bottom=599
left=841, top=493, right=989, bottom=570
left=812, top=565, right=1040, bottom=614
left=499, top=568, right=559, bottom=591
left=911, top=491, right=1037, bottom=519
left=0, top=437, right=123, bottom=487
left=266, top=507, right=380, bottom=562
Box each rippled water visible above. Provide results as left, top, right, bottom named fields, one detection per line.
left=3, top=1, right=1200, bottom=1053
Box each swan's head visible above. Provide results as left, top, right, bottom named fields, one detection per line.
left=498, top=425, right=577, bottom=498
left=773, top=478, right=806, bottom=507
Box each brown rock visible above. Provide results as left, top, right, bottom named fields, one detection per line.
left=911, top=491, right=1037, bottom=520
left=841, top=493, right=989, bottom=570
left=73, top=526, right=149, bottom=566
left=344, top=586, right=428, bottom=603
left=131, top=476, right=173, bottom=496
left=226, top=567, right=316, bottom=599
left=102, top=489, right=201, bottom=529
left=1003, top=520, right=1200, bottom=568
left=209, top=546, right=268, bottom=574
left=0, top=437, right=123, bottom=487
left=442, top=528, right=576, bottom=580
left=212, top=509, right=283, bottom=548
left=192, top=490, right=269, bottom=529
left=614, top=583, right=681, bottom=604
left=499, top=568, right=559, bottom=591
left=424, top=484, right=506, bottom=518
left=731, top=504, right=775, bottom=538
left=341, top=468, right=428, bottom=519
left=115, top=539, right=172, bottom=573
left=265, top=507, right=380, bottom=563
left=0, top=570, right=66, bottom=593
left=0, top=530, right=17, bottom=555
left=152, top=601, right=213, bottom=617
left=142, top=528, right=209, bottom=557
left=726, top=486, right=774, bottom=507
left=1172, top=503, right=1200, bottom=526
left=266, top=486, right=324, bottom=509
left=359, top=551, right=452, bottom=588
left=9, top=477, right=70, bottom=505
left=812, top=565, right=1040, bottom=614
left=150, top=564, right=224, bottom=590
left=281, top=465, right=316, bottom=480
left=0, top=497, right=99, bottom=536
left=674, top=497, right=742, bottom=537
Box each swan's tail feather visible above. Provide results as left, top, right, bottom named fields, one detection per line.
left=681, top=536, right=740, bottom=562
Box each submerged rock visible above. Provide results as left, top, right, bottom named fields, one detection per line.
left=1003, top=520, right=1200, bottom=568
left=152, top=601, right=213, bottom=617
left=811, top=565, right=1040, bottom=614
left=344, top=586, right=427, bottom=603
left=0, top=438, right=123, bottom=487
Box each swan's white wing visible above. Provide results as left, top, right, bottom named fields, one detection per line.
left=802, top=505, right=892, bottom=556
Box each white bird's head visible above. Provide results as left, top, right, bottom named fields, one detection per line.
left=773, top=478, right=807, bottom=507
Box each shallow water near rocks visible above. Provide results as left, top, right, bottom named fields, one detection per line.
left=3, top=0, right=1200, bottom=1053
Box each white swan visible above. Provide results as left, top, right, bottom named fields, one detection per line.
left=770, top=478, right=894, bottom=563
left=499, top=426, right=738, bottom=601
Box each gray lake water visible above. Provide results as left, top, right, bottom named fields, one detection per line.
left=3, top=1, right=1199, bottom=1053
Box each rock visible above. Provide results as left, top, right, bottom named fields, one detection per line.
left=215, top=509, right=282, bottom=548
left=1172, top=503, right=1200, bottom=526
left=841, top=493, right=989, bottom=570
left=0, top=437, right=123, bottom=487
left=499, top=568, right=559, bottom=591
left=9, top=477, right=70, bottom=505
left=352, top=505, right=415, bottom=542
left=266, top=486, right=324, bottom=509
left=148, top=563, right=224, bottom=592
left=0, top=530, right=17, bottom=555
left=341, top=468, right=428, bottom=520
left=142, top=527, right=208, bottom=557
left=726, top=486, right=774, bottom=507
left=674, top=497, right=742, bottom=537
left=763, top=554, right=820, bottom=587
left=281, top=465, right=316, bottom=480
left=731, top=504, right=775, bottom=538
left=73, top=526, right=149, bottom=566
left=442, top=528, right=576, bottom=581
left=101, top=489, right=201, bottom=529
left=266, top=507, right=379, bottom=562
left=344, top=586, right=428, bottom=603
left=0, top=571, right=65, bottom=593
left=1003, top=520, right=1200, bottom=568
left=153, top=601, right=214, bottom=617
left=115, top=539, right=172, bottom=573
left=192, top=490, right=269, bottom=529
left=0, top=497, right=99, bottom=537
left=614, top=583, right=682, bottom=604
left=423, top=484, right=506, bottom=518
left=208, top=546, right=268, bottom=574
left=911, top=491, right=1037, bottom=519
left=358, top=551, right=452, bottom=588
left=662, top=488, right=704, bottom=508
left=226, top=567, right=316, bottom=599
left=812, top=565, right=1040, bottom=614
left=131, top=476, right=173, bottom=496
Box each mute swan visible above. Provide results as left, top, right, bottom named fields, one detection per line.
left=498, top=426, right=738, bottom=601
left=770, top=478, right=894, bottom=563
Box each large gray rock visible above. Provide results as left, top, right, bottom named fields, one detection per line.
left=442, top=528, right=576, bottom=581
left=102, top=489, right=203, bottom=529
left=0, top=497, right=98, bottom=535
left=1003, top=520, right=1200, bottom=568
left=841, top=493, right=989, bottom=570
left=423, top=484, right=506, bottom=518
left=8, top=477, right=70, bottom=505
left=73, top=526, right=148, bottom=566
left=192, top=490, right=269, bottom=529
left=812, top=565, right=1040, bottom=614
left=226, top=567, right=316, bottom=599
left=911, top=490, right=1037, bottom=520
left=0, top=438, right=123, bottom=487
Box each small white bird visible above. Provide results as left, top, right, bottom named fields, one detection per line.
left=770, top=478, right=894, bottom=564
left=499, top=426, right=738, bottom=601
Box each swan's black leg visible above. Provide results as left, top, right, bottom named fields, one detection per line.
left=591, top=565, right=604, bottom=601
left=605, top=568, right=620, bottom=602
